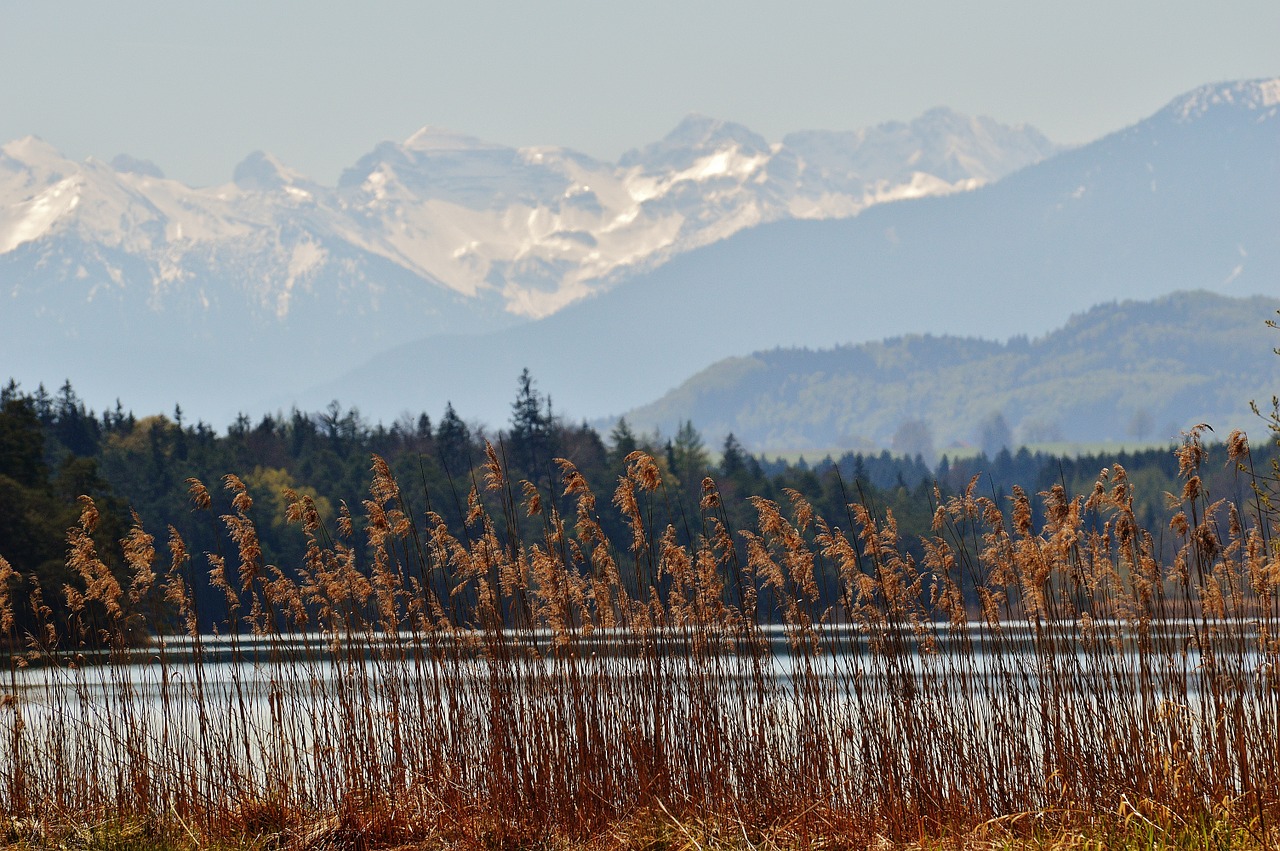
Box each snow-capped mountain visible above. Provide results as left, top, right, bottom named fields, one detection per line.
left=0, top=109, right=1057, bottom=325
left=5, top=79, right=1277, bottom=432
left=300, top=77, right=1280, bottom=431
left=0, top=108, right=1057, bottom=423
left=328, top=109, right=1058, bottom=318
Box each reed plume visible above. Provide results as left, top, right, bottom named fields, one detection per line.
left=1, top=439, right=1279, bottom=847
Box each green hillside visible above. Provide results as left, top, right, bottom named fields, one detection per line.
left=622, top=291, right=1280, bottom=454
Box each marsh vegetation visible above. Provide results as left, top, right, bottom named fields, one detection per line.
left=4, top=413, right=1280, bottom=848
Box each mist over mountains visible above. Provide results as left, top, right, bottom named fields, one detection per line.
left=2, top=78, right=1277, bottom=445
left=0, top=107, right=1054, bottom=426
left=301, top=78, right=1280, bottom=431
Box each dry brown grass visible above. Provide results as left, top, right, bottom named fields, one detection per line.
left=3, top=426, right=1280, bottom=849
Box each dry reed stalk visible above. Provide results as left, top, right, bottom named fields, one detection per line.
left=1, top=439, right=1280, bottom=846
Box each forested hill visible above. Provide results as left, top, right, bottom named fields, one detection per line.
left=620, top=291, right=1280, bottom=453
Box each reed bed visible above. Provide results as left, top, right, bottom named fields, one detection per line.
left=2, top=426, right=1280, bottom=849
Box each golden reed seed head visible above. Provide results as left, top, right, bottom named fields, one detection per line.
left=77, top=494, right=99, bottom=532
left=625, top=451, right=662, bottom=492
left=1194, top=521, right=1220, bottom=561
left=283, top=488, right=303, bottom=525
left=123, top=516, right=157, bottom=604
left=483, top=441, right=504, bottom=492
left=369, top=453, right=400, bottom=504
left=556, top=458, right=588, bottom=495
left=784, top=488, right=814, bottom=531
left=1182, top=475, right=1202, bottom=503
left=1175, top=424, right=1211, bottom=477
left=223, top=474, right=253, bottom=513
left=1229, top=502, right=1243, bottom=540
left=699, top=478, right=721, bottom=511
left=0, top=555, right=15, bottom=635
left=521, top=480, right=542, bottom=516
left=1011, top=486, right=1033, bottom=538
left=301, top=496, right=322, bottom=533
left=123, top=510, right=153, bottom=555
left=1227, top=429, right=1249, bottom=461
left=186, top=477, right=212, bottom=511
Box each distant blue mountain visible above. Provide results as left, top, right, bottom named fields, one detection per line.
left=305, top=79, right=1280, bottom=430
left=0, top=108, right=1055, bottom=425
left=619, top=291, right=1280, bottom=452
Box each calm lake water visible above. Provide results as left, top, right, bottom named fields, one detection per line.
left=4, top=620, right=1275, bottom=802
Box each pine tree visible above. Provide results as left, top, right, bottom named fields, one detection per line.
left=508, top=369, right=552, bottom=478
left=436, top=402, right=471, bottom=475
left=608, top=417, right=639, bottom=467
left=720, top=433, right=746, bottom=478
left=669, top=420, right=709, bottom=492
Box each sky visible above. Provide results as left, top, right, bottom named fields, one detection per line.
left=2, top=1, right=1278, bottom=187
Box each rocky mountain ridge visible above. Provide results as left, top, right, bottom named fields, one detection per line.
left=0, top=108, right=1056, bottom=324
left=299, top=78, right=1280, bottom=431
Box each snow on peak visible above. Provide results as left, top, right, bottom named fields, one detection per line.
left=0, top=104, right=1066, bottom=322
left=1, top=135, right=69, bottom=168
left=110, top=154, right=165, bottom=179
left=403, top=126, right=504, bottom=152
left=0, top=174, right=82, bottom=253
left=620, top=115, right=772, bottom=170
left=665, top=114, right=768, bottom=150
left=232, top=150, right=310, bottom=191
left=1167, top=77, right=1280, bottom=122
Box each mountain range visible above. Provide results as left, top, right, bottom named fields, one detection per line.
left=2, top=78, right=1277, bottom=444
left=298, top=78, right=1280, bottom=430
left=0, top=107, right=1055, bottom=427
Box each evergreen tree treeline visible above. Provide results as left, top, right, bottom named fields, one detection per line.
left=0, top=374, right=1265, bottom=635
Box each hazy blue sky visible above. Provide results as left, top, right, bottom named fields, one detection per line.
left=3, top=1, right=1277, bottom=186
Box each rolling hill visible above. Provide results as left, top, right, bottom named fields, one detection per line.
left=617, top=291, right=1280, bottom=452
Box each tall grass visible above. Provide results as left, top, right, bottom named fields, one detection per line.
left=2, top=426, right=1280, bottom=847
